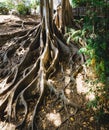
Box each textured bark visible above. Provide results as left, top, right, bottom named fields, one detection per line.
left=61, top=0, right=73, bottom=29
left=54, top=0, right=73, bottom=33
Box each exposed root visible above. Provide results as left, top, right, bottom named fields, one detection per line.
left=0, top=29, right=29, bottom=43
left=56, top=113, right=77, bottom=130
left=0, top=3, right=84, bottom=130
left=0, top=20, right=82, bottom=129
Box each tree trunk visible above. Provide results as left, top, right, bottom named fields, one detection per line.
left=54, top=0, right=73, bottom=33
left=61, top=0, right=73, bottom=27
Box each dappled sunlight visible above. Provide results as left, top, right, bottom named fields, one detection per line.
left=76, top=73, right=88, bottom=93
left=66, top=68, right=70, bottom=75
left=0, top=121, right=16, bottom=130
left=0, top=15, right=20, bottom=24
left=64, top=76, right=70, bottom=86
left=0, top=0, right=108, bottom=129
left=0, top=78, right=7, bottom=90
left=46, top=110, right=62, bottom=127
left=65, top=88, right=71, bottom=95
left=86, top=92, right=95, bottom=101
left=76, top=73, right=95, bottom=101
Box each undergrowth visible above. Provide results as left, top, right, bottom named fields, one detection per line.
left=67, top=0, right=109, bottom=122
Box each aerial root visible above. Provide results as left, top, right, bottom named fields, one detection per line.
left=0, top=20, right=83, bottom=130
left=0, top=29, right=29, bottom=43
left=0, top=25, right=41, bottom=97
left=13, top=74, right=40, bottom=129
left=0, top=24, right=40, bottom=111
left=45, top=78, right=81, bottom=111
left=51, top=87, right=81, bottom=111
left=14, top=91, right=28, bottom=129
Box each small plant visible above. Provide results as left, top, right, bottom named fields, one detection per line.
left=5, top=0, right=14, bottom=10
left=0, top=2, right=9, bottom=14
left=31, top=0, right=40, bottom=8
left=71, top=0, right=90, bottom=7
left=17, top=3, right=30, bottom=15
left=67, top=0, right=109, bottom=121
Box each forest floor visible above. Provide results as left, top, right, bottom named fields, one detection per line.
left=0, top=15, right=109, bottom=130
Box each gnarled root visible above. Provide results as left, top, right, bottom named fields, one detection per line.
left=0, top=12, right=82, bottom=130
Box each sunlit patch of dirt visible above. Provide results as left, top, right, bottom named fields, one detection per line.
left=0, top=121, right=16, bottom=130
left=46, top=111, right=62, bottom=127
left=76, top=73, right=96, bottom=101
left=0, top=15, right=21, bottom=23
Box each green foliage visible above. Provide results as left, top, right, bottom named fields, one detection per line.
left=66, top=29, right=82, bottom=43
left=67, top=0, right=109, bottom=121
left=87, top=97, right=98, bottom=108
left=0, top=2, right=9, bottom=14
left=30, top=0, right=40, bottom=9
left=5, top=0, right=14, bottom=10
left=17, top=3, right=30, bottom=15
left=71, top=0, right=88, bottom=7
left=83, top=3, right=109, bottom=121
left=95, top=108, right=105, bottom=122
left=71, top=0, right=109, bottom=7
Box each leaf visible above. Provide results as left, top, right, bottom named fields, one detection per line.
left=70, top=117, right=74, bottom=121
left=79, top=47, right=87, bottom=53
left=99, top=60, right=104, bottom=71
left=71, top=30, right=81, bottom=38
left=87, top=99, right=97, bottom=108
left=67, top=36, right=71, bottom=44
left=100, top=42, right=106, bottom=50
left=91, top=58, right=96, bottom=66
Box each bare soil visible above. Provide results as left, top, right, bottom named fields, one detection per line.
left=0, top=15, right=109, bottom=130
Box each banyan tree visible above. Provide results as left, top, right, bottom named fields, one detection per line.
left=0, top=0, right=82, bottom=129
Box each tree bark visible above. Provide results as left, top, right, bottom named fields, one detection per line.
left=61, top=0, right=73, bottom=27
left=54, top=0, right=73, bottom=33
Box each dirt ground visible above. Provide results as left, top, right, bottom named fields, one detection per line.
left=0, top=15, right=109, bottom=130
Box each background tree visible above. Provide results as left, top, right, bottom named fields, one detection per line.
left=54, top=0, right=73, bottom=33
left=61, top=0, right=73, bottom=28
